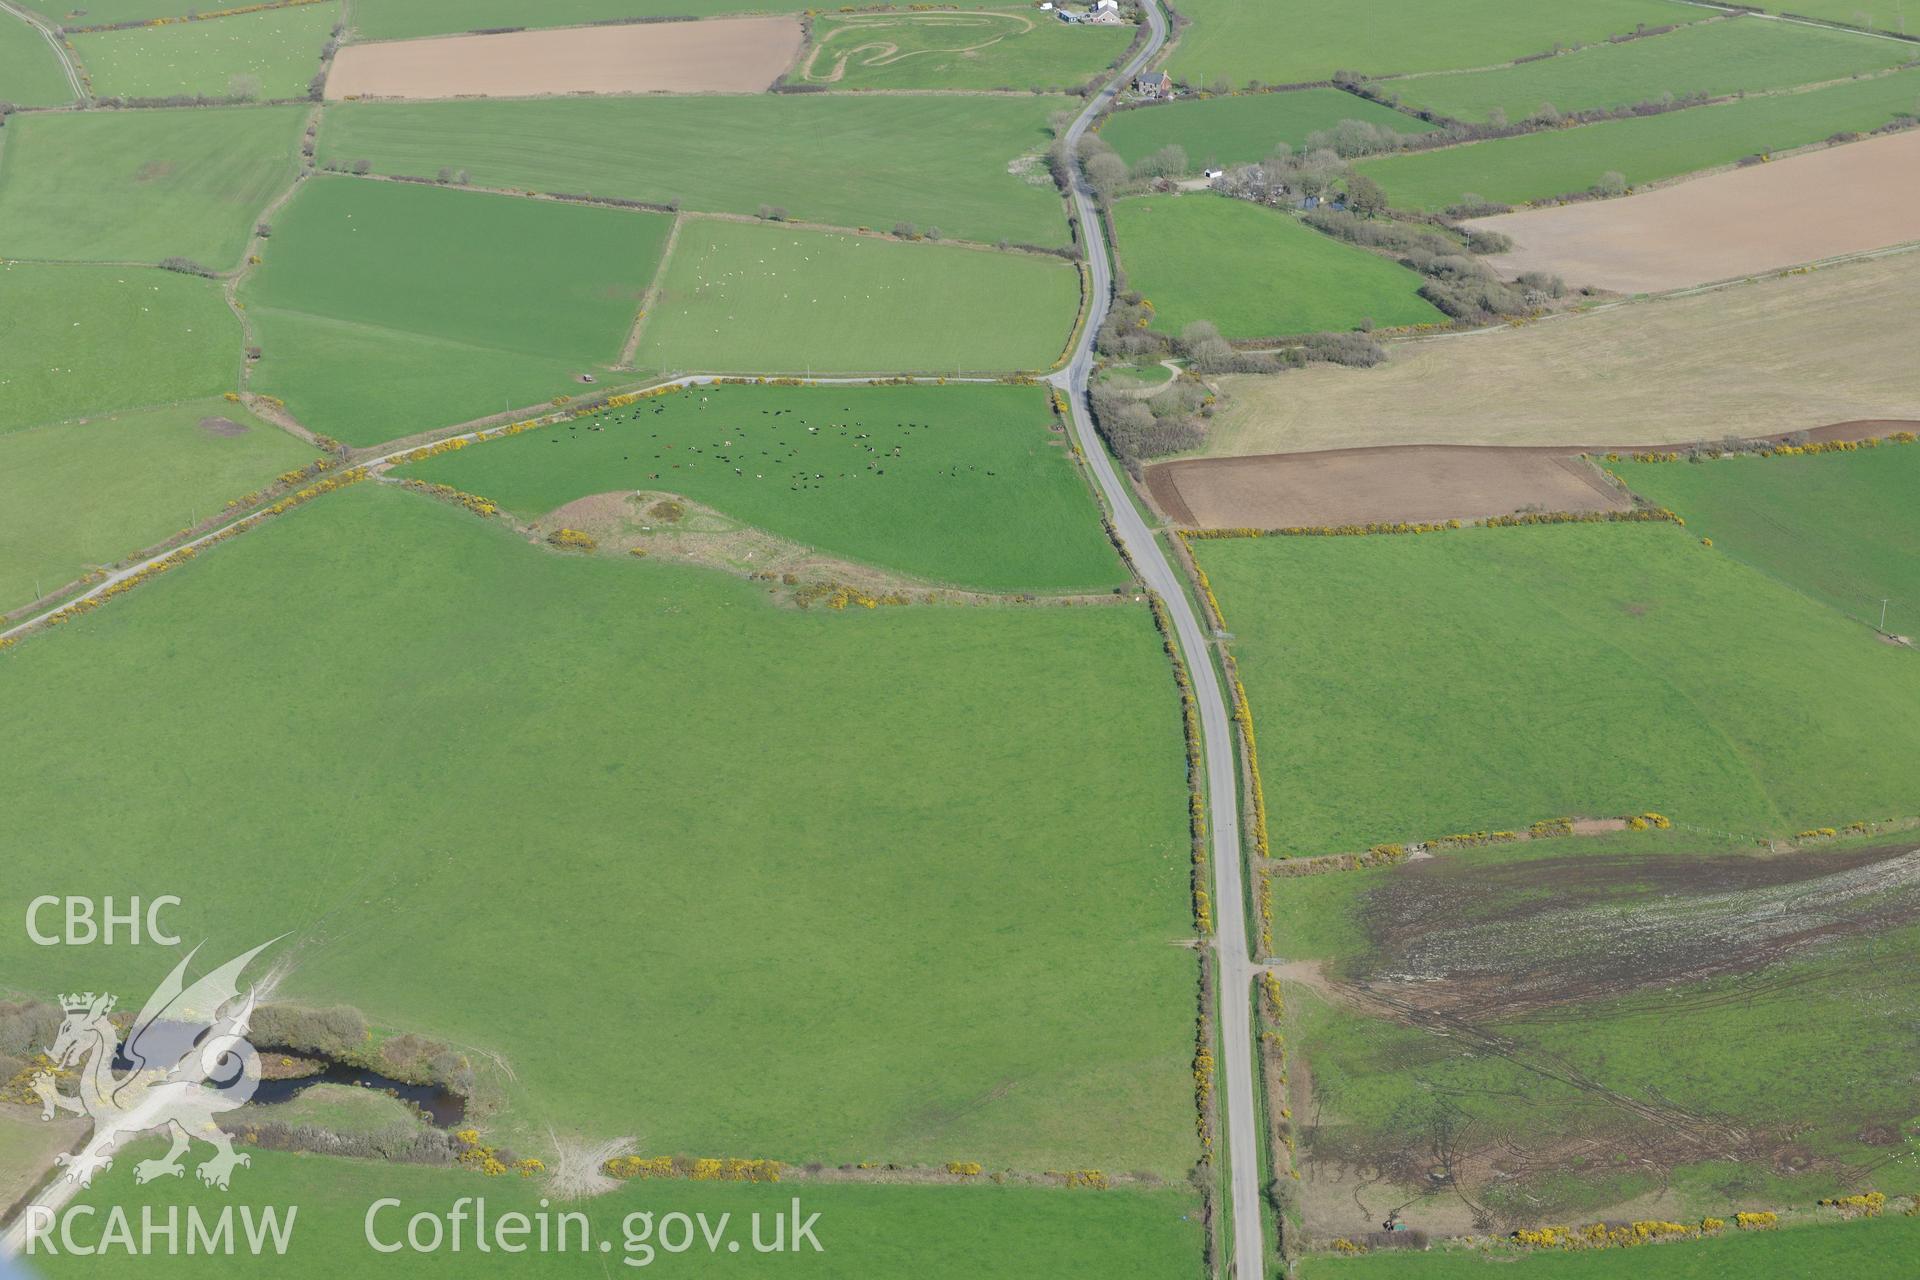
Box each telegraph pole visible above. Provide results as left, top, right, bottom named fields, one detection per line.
left=1880, top=598, right=1894, bottom=634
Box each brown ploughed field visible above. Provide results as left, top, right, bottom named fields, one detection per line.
left=1470, top=130, right=1920, bottom=294
left=1146, top=445, right=1628, bottom=528
left=325, top=16, right=806, bottom=100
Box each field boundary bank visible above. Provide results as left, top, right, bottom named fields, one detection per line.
left=0, top=467, right=366, bottom=650
left=1267, top=814, right=1920, bottom=876
left=0, top=372, right=1033, bottom=644
left=58, top=0, right=328, bottom=35
left=322, top=170, right=1084, bottom=262
left=617, top=210, right=682, bottom=368
left=1670, top=0, right=1920, bottom=44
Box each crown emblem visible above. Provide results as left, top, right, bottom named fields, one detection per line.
left=59, top=992, right=114, bottom=1014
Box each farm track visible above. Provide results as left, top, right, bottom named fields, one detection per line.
left=0, top=372, right=1001, bottom=644
left=1052, top=4, right=1268, bottom=1277
left=0, top=0, right=84, bottom=101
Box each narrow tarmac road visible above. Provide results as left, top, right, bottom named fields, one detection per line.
left=1050, top=7, right=1269, bottom=1277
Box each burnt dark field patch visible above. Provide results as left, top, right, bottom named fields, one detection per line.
left=1353, top=844, right=1920, bottom=1017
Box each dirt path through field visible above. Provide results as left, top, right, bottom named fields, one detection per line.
left=326, top=16, right=804, bottom=99
left=1473, top=130, right=1920, bottom=293
left=0, top=0, right=83, bottom=100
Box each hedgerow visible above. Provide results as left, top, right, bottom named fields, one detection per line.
left=604, top=1155, right=783, bottom=1183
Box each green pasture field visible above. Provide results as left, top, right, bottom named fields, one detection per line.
left=247, top=310, right=587, bottom=448
left=0, top=104, right=305, bottom=265
left=0, top=7, right=73, bottom=105
left=0, top=397, right=315, bottom=611
left=1757, top=0, right=1917, bottom=32
left=1099, top=89, right=1437, bottom=169
left=317, top=95, right=1070, bottom=248
left=1193, top=522, right=1920, bottom=853
left=0, top=483, right=1198, bottom=1174
left=13, top=0, right=193, bottom=24
left=0, top=263, right=236, bottom=432
left=1614, top=445, right=1920, bottom=628
left=44, top=1147, right=1203, bottom=1277
left=1270, top=829, right=1920, bottom=1227
left=395, top=382, right=1125, bottom=593
left=1357, top=68, right=1920, bottom=209
left=1165, top=0, right=1701, bottom=89
left=70, top=0, right=339, bottom=101
left=795, top=9, right=1133, bottom=91
left=0, top=1109, right=83, bottom=1213
left=1300, top=1216, right=1920, bottom=1280
left=1110, top=195, right=1442, bottom=338
left=635, top=219, right=1081, bottom=374
left=245, top=176, right=669, bottom=445
left=1394, top=14, right=1919, bottom=124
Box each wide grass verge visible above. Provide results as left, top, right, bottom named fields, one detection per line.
left=0, top=262, right=237, bottom=432
left=1358, top=69, right=1920, bottom=210
left=317, top=95, right=1070, bottom=247
left=1111, top=195, right=1443, bottom=338
left=396, top=382, right=1125, bottom=592
left=246, top=176, right=669, bottom=444
left=1194, top=522, right=1920, bottom=852
left=1165, top=0, right=1701, bottom=88
left=0, top=483, right=1197, bottom=1174
left=44, top=1146, right=1203, bottom=1277
left=1392, top=13, right=1920, bottom=124
left=1614, top=445, right=1920, bottom=628
left=1100, top=89, right=1436, bottom=169
left=1299, top=1217, right=1920, bottom=1280
left=796, top=9, right=1132, bottom=91
left=635, top=218, right=1081, bottom=374
left=0, top=6, right=73, bottom=105
left=70, top=0, right=339, bottom=101
left=0, top=104, right=306, bottom=265
left=0, top=397, right=316, bottom=611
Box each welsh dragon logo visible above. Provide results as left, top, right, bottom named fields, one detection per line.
left=31, top=940, right=276, bottom=1191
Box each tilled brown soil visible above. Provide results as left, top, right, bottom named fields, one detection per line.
left=1472, top=130, right=1920, bottom=294
left=1145, top=444, right=1629, bottom=528
left=1147, top=420, right=1915, bottom=528
left=325, top=17, right=805, bottom=100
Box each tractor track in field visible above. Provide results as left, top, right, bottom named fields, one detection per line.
left=0, top=0, right=84, bottom=101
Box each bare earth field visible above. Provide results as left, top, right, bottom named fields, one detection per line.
left=1146, top=445, right=1627, bottom=528
left=1472, top=130, right=1920, bottom=293
left=325, top=16, right=805, bottom=99
left=1203, top=250, right=1920, bottom=457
